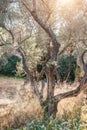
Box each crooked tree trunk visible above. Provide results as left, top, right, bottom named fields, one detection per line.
left=43, top=98, right=58, bottom=118
left=18, top=48, right=87, bottom=119
left=43, top=65, right=57, bottom=118
left=18, top=47, right=87, bottom=119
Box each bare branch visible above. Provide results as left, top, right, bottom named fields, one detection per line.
left=58, top=32, right=72, bottom=56
left=81, top=50, right=87, bottom=65
left=0, top=34, right=11, bottom=46
left=0, top=27, right=14, bottom=46
left=16, top=35, right=32, bottom=49
left=54, top=74, right=87, bottom=102
left=41, top=0, right=52, bottom=22
left=33, top=0, right=36, bottom=12
left=3, top=27, right=14, bottom=44
left=17, top=47, right=44, bottom=105
left=21, top=0, right=60, bottom=61
left=39, top=80, right=46, bottom=99
left=64, top=50, right=73, bottom=81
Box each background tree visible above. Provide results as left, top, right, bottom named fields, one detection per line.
left=57, top=0, right=87, bottom=81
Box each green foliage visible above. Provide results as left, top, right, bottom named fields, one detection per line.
left=58, top=55, right=76, bottom=82
left=7, top=105, right=86, bottom=130
left=25, top=115, right=82, bottom=130
left=37, top=64, right=42, bottom=73
left=7, top=117, right=83, bottom=130
left=0, top=55, right=20, bottom=76
left=37, top=55, right=77, bottom=82
left=0, top=54, right=77, bottom=81
left=25, top=109, right=82, bottom=130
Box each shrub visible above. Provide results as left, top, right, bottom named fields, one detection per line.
left=58, top=55, right=76, bottom=82
left=0, top=55, right=20, bottom=76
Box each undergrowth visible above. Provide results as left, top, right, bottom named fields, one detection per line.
left=7, top=117, right=84, bottom=130
left=7, top=106, right=87, bottom=130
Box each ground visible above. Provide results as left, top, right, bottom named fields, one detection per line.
left=0, top=77, right=87, bottom=129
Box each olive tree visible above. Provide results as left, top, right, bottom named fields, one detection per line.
left=0, top=0, right=87, bottom=118
left=17, top=0, right=87, bottom=118
left=57, top=0, right=87, bottom=81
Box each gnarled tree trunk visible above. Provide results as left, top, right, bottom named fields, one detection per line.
left=43, top=65, right=57, bottom=118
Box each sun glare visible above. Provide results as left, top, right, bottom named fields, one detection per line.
left=59, top=0, right=73, bottom=5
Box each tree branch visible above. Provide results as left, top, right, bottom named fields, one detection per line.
left=3, top=27, right=14, bottom=44
left=58, top=32, right=72, bottom=56
left=81, top=50, right=87, bottom=65
left=54, top=74, right=87, bottom=102
left=17, top=47, right=43, bottom=105
left=21, top=0, right=60, bottom=61
left=0, top=27, right=14, bottom=46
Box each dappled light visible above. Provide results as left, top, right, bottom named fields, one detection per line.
left=0, top=0, right=87, bottom=129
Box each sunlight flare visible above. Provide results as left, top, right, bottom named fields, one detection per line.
left=60, top=0, right=72, bottom=4
left=58, top=0, right=74, bottom=5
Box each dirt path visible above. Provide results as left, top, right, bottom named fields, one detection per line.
left=0, top=78, right=84, bottom=107
left=0, top=78, right=23, bottom=106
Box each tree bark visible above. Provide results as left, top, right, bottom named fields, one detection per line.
left=64, top=53, right=72, bottom=82
left=42, top=65, right=57, bottom=118
left=54, top=74, right=87, bottom=102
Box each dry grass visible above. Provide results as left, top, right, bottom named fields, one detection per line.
left=0, top=77, right=87, bottom=129
left=0, top=78, right=43, bottom=129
